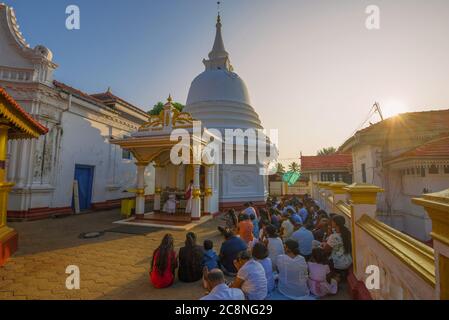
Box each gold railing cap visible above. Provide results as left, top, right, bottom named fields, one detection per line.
left=328, top=182, right=348, bottom=188
left=344, top=183, right=384, bottom=194
left=422, top=189, right=449, bottom=205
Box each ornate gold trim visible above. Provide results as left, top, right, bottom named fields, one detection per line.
left=344, top=183, right=384, bottom=204
left=336, top=200, right=351, bottom=220
left=192, top=188, right=201, bottom=199
left=204, top=188, right=213, bottom=197
left=357, top=214, right=436, bottom=287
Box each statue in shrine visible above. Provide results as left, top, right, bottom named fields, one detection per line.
left=185, top=180, right=193, bottom=213
left=162, top=192, right=177, bottom=214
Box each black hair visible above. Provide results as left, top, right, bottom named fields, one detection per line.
left=284, top=239, right=300, bottom=256
left=249, top=214, right=256, bottom=220
left=185, top=232, right=197, bottom=247
left=151, top=234, right=174, bottom=276
left=204, top=239, right=213, bottom=251
left=236, top=250, right=252, bottom=261
left=252, top=242, right=269, bottom=260
left=266, top=225, right=279, bottom=238
left=332, top=215, right=352, bottom=254
left=240, top=214, right=250, bottom=221
left=223, top=229, right=234, bottom=239
left=311, top=247, right=329, bottom=264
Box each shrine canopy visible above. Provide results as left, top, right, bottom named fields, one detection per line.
left=110, top=96, right=219, bottom=166
left=0, top=87, right=48, bottom=138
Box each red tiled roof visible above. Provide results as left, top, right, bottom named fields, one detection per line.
left=91, top=91, right=148, bottom=116
left=0, top=86, right=48, bottom=135
left=53, top=81, right=108, bottom=106
left=386, top=135, right=449, bottom=163
left=301, top=154, right=353, bottom=171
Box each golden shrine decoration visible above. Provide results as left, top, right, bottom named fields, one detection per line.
left=139, top=95, right=195, bottom=132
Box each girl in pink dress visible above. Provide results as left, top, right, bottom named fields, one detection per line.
left=307, top=248, right=338, bottom=297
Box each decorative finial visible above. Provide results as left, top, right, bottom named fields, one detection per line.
left=217, top=1, right=221, bottom=23
left=107, top=86, right=112, bottom=93
left=167, top=94, right=173, bottom=103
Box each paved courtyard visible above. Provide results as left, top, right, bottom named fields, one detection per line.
left=0, top=209, right=350, bottom=300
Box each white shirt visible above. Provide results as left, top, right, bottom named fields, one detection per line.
left=267, top=237, right=285, bottom=270
left=237, top=259, right=268, bottom=300
left=281, top=219, right=294, bottom=240
left=257, top=258, right=275, bottom=293
left=201, top=283, right=245, bottom=301
left=276, top=254, right=310, bottom=300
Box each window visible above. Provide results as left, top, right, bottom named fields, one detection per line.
left=361, top=163, right=367, bottom=183
left=429, top=165, right=439, bottom=174
left=420, top=166, right=426, bottom=177
left=122, top=149, right=131, bottom=160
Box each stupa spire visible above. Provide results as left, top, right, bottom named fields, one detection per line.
left=203, top=2, right=232, bottom=71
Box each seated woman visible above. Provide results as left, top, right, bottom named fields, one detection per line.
left=264, top=225, right=284, bottom=271
left=321, top=215, right=352, bottom=280
left=178, top=232, right=204, bottom=283
left=150, top=234, right=177, bottom=289
left=252, top=242, right=275, bottom=294
left=308, top=247, right=338, bottom=297
left=230, top=250, right=268, bottom=300
left=270, top=240, right=311, bottom=300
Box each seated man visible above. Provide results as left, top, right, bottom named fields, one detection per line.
left=162, top=193, right=177, bottom=214
left=219, top=229, right=248, bottom=275
left=201, top=268, right=244, bottom=300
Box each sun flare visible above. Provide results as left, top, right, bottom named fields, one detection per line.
left=383, top=100, right=408, bottom=119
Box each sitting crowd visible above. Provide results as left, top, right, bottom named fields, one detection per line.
left=149, top=196, right=353, bottom=300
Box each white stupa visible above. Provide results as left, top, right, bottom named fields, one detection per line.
left=185, top=14, right=269, bottom=209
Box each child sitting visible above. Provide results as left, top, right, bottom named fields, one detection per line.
left=307, top=247, right=338, bottom=297
left=203, top=240, right=219, bottom=270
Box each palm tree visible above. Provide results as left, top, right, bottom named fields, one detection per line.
left=276, top=163, right=285, bottom=174
left=317, top=147, right=337, bottom=156
left=289, top=162, right=300, bottom=173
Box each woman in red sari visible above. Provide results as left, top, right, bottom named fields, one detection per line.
left=150, top=234, right=178, bottom=288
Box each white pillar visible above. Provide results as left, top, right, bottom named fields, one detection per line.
left=135, top=162, right=148, bottom=217
left=204, top=165, right=214, bottom=214
left=191, top=164, right=201, bottom=220
left=153, top=164, right=162, bottom=212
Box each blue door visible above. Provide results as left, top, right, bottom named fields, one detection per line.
left=74, top=165, right=94, bottom=211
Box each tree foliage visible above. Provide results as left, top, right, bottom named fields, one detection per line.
left=148, top=101, right=185, bottom=115
left=276, top=163, right=285, bottom=174
left=317, top=147, right=337, bottom=156
left=288, top=162, right=300, bottom=173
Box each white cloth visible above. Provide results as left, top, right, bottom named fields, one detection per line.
left=276, top=254, right=310, bottom=300
left=327, top=233, right=352, bottom=270
left=257, top=258, right=275, bottom=293
left=237, top=259, right=268, bottom=300
left=200, top=283, right=245, bottom=300
left=162, top=194, right=177, bottom=214
left=281, top=220, right=294, bottom=241
left=267, top=237, right=285, bottom=271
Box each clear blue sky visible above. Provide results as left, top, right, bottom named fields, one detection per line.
left=5, top=0, right=449, bottom=163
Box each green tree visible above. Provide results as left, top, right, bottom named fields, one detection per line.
left=317, top=147, right=337, bottom=156
left=148, top=101, right=184, bottom=115
left=289, top=162, right=300, bottom=173
left=276, top=163, right=285, bottom=174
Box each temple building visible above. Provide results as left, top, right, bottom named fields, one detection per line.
left=339, top=109, right=449, bottom=241
left=0, top=4, right=151, bottom=220
left=185, top=14, right=269, bottom=210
